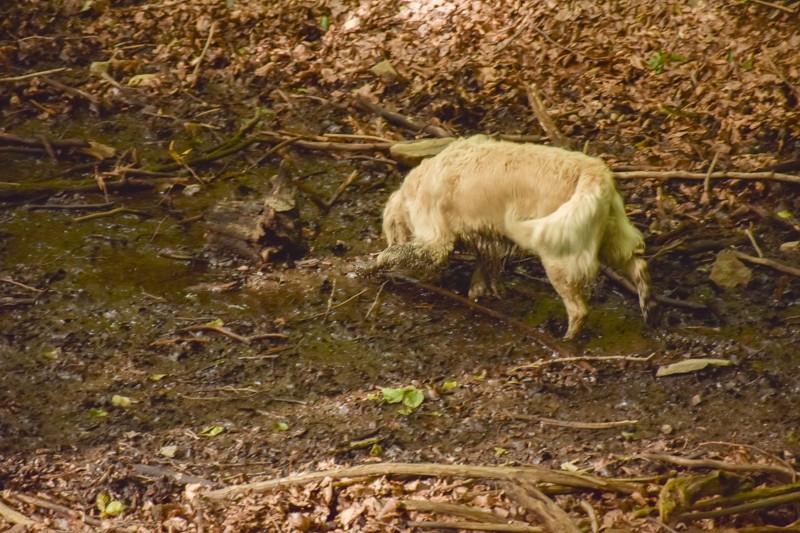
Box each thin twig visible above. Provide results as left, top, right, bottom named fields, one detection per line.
left=615, top=170, right=800, bottom=185
left=399, top=500, right=508, bottom=524
left=72, top=207, right=150, bottom=222
left=732, top=250, right=800, bottom=277
left=701, top=151, right=720, bottom=203
left=297, top=288, right=368, bottom=323
left=408, top=521, right=542, bottom=532
left=365, top=281, right=388, bottom=319
left=0, top=278, right=44, bottom=293
left=507, top=413, right=638, bottom=430
left=511, top=353, right=653, bottom=372
left=0, top=67, right=68, bottom=83
left=752, top=0, right=798, bottom=15
left=638, top=452, right=797, bottom=480
left=526, top=83, right=570, bottom=149
left=191, top=22, right=216, bottom=86
left=386, top=273, right=570, bottom=357
left=325, top=170, right=359, bottom=210
left=674, top=491, right=800, bottom=522
left=744, top=228, right=764, bottom=258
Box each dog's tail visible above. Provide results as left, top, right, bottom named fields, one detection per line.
left=504, top=169, right=613, bottom=259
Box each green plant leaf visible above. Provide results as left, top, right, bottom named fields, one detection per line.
left=199, top=425, right=225, bottom=437
left=320, top=15, right=330, bottom=31
left=402, top=388, right=424, bottom=409
left=380, top=387, right=405, bottom=404
left=89, top=407, right=108, bottom=419
left=273, top=421, right=289, bottom=432
left=442, top=380, right=458, bottom=392
left=103, top=500, right=126, bottom=517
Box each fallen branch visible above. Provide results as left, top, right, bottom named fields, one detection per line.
left=325, top=170, right=359, bottom=210
left=73, top=206, right=150, bottom=223
left=400, top=499, right=508, bottom=524
left=28, top=201, right=116, bottom=211
left=0, top=176, right=191, bottom=202
left=526, top=83, right=571, bottom=150
left=386, top=273, right=571, bottom=357
left=11, top=493, right=103, bottom=527
left=639, top=453, right=797, bottom=480
left=615, top=170, right=800, bottom=185
left=353, top=94, right=452, bottom=138
left=511, top=353, right=653, bottom=372
left=202, top=461, right=640, bottom=501
left=504, top=480, right=581, bottom=533
left=259, top=131, right=394, bottom=152
left=0, top=67, right=68, bottom=83
left=41, top=76, right=101, bottom=106
left=506, top=413, right=638, bottom=430
left=408, top=520, right=542, bottom=532
left=674, top=490, right=800, bottom=523
left=732, top=250, right=800, bottom=277
left=0, top=498, right=36, bottom=527
left=181, top=324, right=288, bottom=344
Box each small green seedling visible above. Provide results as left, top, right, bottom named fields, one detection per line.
left=375, top=386, right=425, bottom=415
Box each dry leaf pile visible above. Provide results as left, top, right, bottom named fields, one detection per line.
left=2, top=1, right=798, bottom=170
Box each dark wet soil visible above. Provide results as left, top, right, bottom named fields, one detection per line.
left=1, top=116, right=799, bottom=482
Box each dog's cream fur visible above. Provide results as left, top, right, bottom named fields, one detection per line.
left=377, top=135, right=656, bottom=339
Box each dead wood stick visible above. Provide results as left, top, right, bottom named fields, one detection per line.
left=0, top=132, right=88, bottom=149
left=11, top=493, right=103, bottom=527
left=325, top=170, right=359, bottom=209
left=0, top=498, right=36, bottom=527
left=258, top=132, right=394, bottom=152
left=386, top=273, right=571, bottom=357
left=601, top=267, right=708, bottom=311
left=507, top=413, right=637, bottom=429
left=181, top=324, right=288, bottom=344
left=407, top=521, right=542, bottom=532
left=0, top=278, right=44, bottom=293
left=731, top=250, right=800, bottom=277
left=0, top=67, right=67, bottom=83
left=638, top=453, right=797, bottom=480
left=41, top=76, right=101, bottom=105
left=72, top=206, right=150, bottom=222
left=150, top=337, right=212, bottom=346
left=202, top=461, right=640, bottom=501
left=28, top=201, right=116, bottom=211
left=252, top=134, right=306, bottom=166
left=504, top=480, right=582, bottom=533
left=400, top=499, right=508, bottom=524
left=526, top=84, right=570, bottom=150
left=674, top=491, right=800, bottom=522
left=752, top=0, right=798, bottom=13
left=511, top=353, right=653, bottom=372
left=616, top=170, right=800, bottom=185
left=190, top=21, right=215, bottom=86
left=353, top=94, right=452, bottom=137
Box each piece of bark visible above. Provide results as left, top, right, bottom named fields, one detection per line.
left=205, top=160, right=305, bottom=262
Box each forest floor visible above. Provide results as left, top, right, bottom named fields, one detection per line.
left=1, top=1, right=800, bottom=531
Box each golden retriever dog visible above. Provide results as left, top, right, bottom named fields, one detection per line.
left=377, top=135, right=656, bottom=339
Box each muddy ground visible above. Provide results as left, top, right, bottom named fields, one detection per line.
left=1, top=1, right=800, bottom=531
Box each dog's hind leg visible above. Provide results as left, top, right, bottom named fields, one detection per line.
left=542, top=258, right=588, bottom=340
